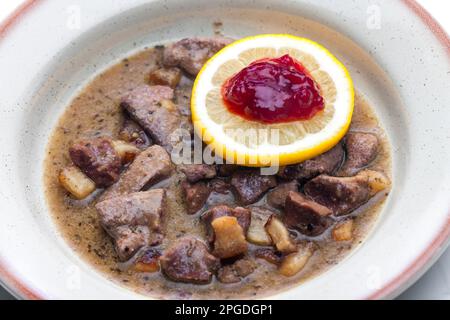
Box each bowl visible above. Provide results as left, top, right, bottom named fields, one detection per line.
left=0, top=0, right=449, bottom=299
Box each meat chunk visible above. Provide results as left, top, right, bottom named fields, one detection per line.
left=120, top=85, right=181, bottom=148
left=296, top=142, right=344, bottom=180
left=208, top=178, right=231, bottom=194
left=217, top=258, right=257, bottom=284
left=231, top=170, right=277, bottom=205
left=277, top=142, right=344, bottom=181
left=341, top=132, right=379, bottom=175
left=182, top=180, right=211, bottom=214
left=160, top=237, right=220, bottom=284
left=217, top=164, right=240, bottom=177
left=69, top=137, right=121, bottom=187
left=95, top=189, right=166, bottom=261
left=304, top=173, right=371, bottom=216
left=267, top=181, right=298, bottom=209
left=119, top=117, right=151, bottom=150
left=163, top=37, right=233, bottom=76
left=211, top=216, right=248, bottom=259
left=201, top=205, right=251, bottom=243
left=180, top=164, right=217, bottom=183
left=174, top=85, right=192, bottom=117
left=148, top=67, right=182, bottom=88
left=284, top=191, right=333, bottom=236
left=101, top=145, right=172, bottom=200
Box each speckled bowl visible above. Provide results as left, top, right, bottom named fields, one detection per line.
left=0, top=0, right=449, bottom=299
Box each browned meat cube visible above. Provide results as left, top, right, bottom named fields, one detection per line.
left=134, top=248, right=162, bottom=273
left=217, top=164, right=240, bottom=177
left=297, top=142, right=344, bottom=180
left=201, top=205, right=251, bottom=243
left=101, top=145, right=172, bottom=200
left=148, top=67, right=182, bottom=88
left=276, top=165, right=299, bottom=180
left=277, top=142, right=344, bottom=181
left=267, top=181, right=298, bottom=209
left=211, top=216, right=248, bottom=259
left=118, top=117, right=152, bottom=150
left=231, top=169, right=277, bottom=205
left=69, top=137, right=121, bottom=187
left=304, top=173, right=371, bottom=216
left=180, top=164, right=217, bottom=183
left=160, top=237, right=220, bottom=284
left=174, top=85, right=192, bottom=116
left=208, top=178, right=231, bottom=194
left=284, top=191, right=333, bottom=236
left=95, top=189, right=166, bottom=261
left=217, top=257, right=257, bottom=284
left=255, top=248, right=283, bottom=265
left=120, top=85, right=181, bottom=148
left=341, top=132, right=379, bottom=175
left=163, top=37, right=233, bottom=76
left=182, top=180, right=211, bottom=214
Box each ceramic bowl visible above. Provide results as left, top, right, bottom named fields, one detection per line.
left=0, top=0, right=449, bottom=299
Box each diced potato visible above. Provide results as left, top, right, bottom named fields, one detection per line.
left=134, top=261, right=160, bottom=273
left=111, top=140, right=140, bottom=164
left=359, top=170, right=391, bottom=195
left=247, top=212, right=272, bottom=246
left=160, top=99, right=177, bottom=112
left=211, top=216, right=248, bottom=259
left=332, top=219, right=354, bottom=242
left=279, top=243, right=315, bottom=277
left=148, top=67, right=182, bottom=88
left=134, top=249, right=161, bottom=273
left=58, top=166, right=96, bottom=199
left=264, top=215, right=296, bottom=254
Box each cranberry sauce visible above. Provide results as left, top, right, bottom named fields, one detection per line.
left=222, top=54, right=324, bottom=124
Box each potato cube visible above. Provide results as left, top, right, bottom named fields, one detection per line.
left=59, top=166, right=96, bottom=199
left=247, top=211, right=272, bottom=246
left=134, top=248, right=161, bottom=273
left=211, top=216, right=248, bottom=259
left=264, top=215, right=296, bottom=254
left=279, top=243, right=315, bottom=277
left=149, top=67, right=182, bottom=88
left=160, top=99, right=177, bottom=112
left=111, top=140, right=140, bottom=164
left=359, top=170, right=391, bottom=195
left=332, top=219, right=354, bottom=241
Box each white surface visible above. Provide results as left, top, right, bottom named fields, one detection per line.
left=0, top=0, right=449, bottom=300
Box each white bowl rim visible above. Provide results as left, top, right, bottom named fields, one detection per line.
left=0, top=0, right=449, bottom=300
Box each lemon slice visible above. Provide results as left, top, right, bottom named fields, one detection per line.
left=191, top=34, right=354, bottom=167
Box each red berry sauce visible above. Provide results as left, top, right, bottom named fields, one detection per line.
left=221, top=54, right=324, bottom=124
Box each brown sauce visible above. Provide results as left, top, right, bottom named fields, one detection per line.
left=43, top=46, right=391, bottom=299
